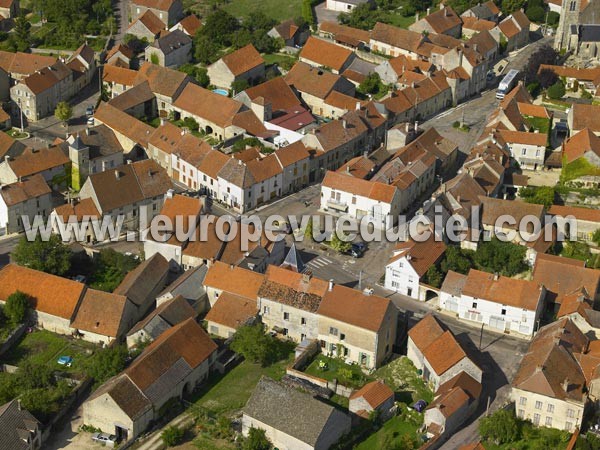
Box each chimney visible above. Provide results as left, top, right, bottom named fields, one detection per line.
left=160, top=117, right=166, bottom=126
left=355, top=101, right=361, bottom=111
left=562, top=378, right=570, bottom=392
left=445, top=7, right=450, bottom=16
left=535, top=365, right=543, bottom=373
left=405, top=122, right=410, bottom=133
left=414, top=121, right=419, bottom=132
left=493, top=272, right=499, bottom=281
left=457, top=194, right=461, bottom=203
left=85, top=127, right=90, bottom=136
left=553, top=336, right=561, bottom=345
left=342, top=119, right=347, bottom=129
left=427, top=7, right=431, bottom=15
left=302, top=273, right=311, bottom=284
left=238, top=158, right=243, bottom=165
left=127, top=159, right=132, bottom=164
left=363, top=151, right=368, bottom=158
left=328, top=279, right=334, bottom=291
left=166, top=189, right=174, bottom=199
left=346, top=165, right=350, bottom=173
left=114, top=170, right=120, bottom=179
left=415, top=12, right=419, bottom=21
left=4, top=155, right=9, bottom=162
left=473, top=43, right=478, bottom=53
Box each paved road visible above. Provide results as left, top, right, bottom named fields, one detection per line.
left=114, top=0, right=128, bottom=44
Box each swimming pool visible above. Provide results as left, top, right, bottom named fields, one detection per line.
left=213, top=88, right=229, bottom=96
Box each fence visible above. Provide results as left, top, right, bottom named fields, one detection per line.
left=0, top=323, right=27, bottom=358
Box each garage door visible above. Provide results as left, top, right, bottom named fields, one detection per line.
left=489, top=316, right=506, bottom=331
left=445, top=298, right=458, bottom=312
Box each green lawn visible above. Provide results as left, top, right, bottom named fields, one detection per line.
left=354, top=415, right=423, bottom=450
left=192, top=436, right=236, bottom=450
left=304, top=354, right=369, bottom=389
left=193, top=354, right=293, bottom=416
left=3, top=329, right=98, bottom=377
left=384, top=13, right=416, bottom=29
left=262, top=53, right=298, bottom=70
left=374, top=356, right=434, bottom=404
left=524, top=116, right=551, bottom=134
left=561, top=157, right=600, bottom=183
left=188, top=0, right=303, bottom=22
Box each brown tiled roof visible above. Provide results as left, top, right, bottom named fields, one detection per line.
left=423, top=330, right=469, bottom=376
left=87, top=374, right=152, bottom=420
left=274, top=141, right=310, bottom=167
left=300, top=37, right=353, bottom=72
left=512, top=318, right=589, bottom=402
left=243, top=77, right=302, bottom=112
left=337, top=155, right=375, bottom=179
left=323, top=170, right=397, bottom=203
left=422, top=6, right=462, bottom=34
left=479, top=196, right=544, bottom=228
left=349, top=380, right=394, bottom=409
left=548, top=204, right=600, bottom=223
left=533, top=253, right=600, bottom=301
left=94, top=102, right=154, bottom=147
left=556, top=287, right=593, bottom=319
left=408, top=314, right=446, bottom=351
left=198, top=149, right=230, bottom=179
left=107, top=43, right=134, bottom=61
left=0, top=264, right=84, bottom=320
left=462, top=269, right=543, bottom=310
left=69, top=125, right=124, bottom=159
left=7, top=146, right=69, bottom=178
left=325, top=90, right=359, bottom=110
left=103, top=65, right=138, bottom=86
left=114, top=253, right=169, bottom=307
left=84, top=159, right=172, bottom=212
left=175, top=133, right=212, bottom=167
left=319, top=22, right=371, bottom=47
left=231, top=109, right=268, bottom=136
left=108, top=81, right=155, bottom=112
left=518, top=102, right=549, bottom=119
left=136, top=62, right=190, bottom=98
left=441, top=270, right=468, bottom=297
left=461, top=16, right=495, bottom=31
left=388, top=238, right=447, bottom=277
left=205, top=291, right=257, bottom=329
left=132, top=0, right=177, bottom=9
left=371, top=22, right=425, bottom=53
left=220, top=44, right=264, bottom=77
left=317, top=284, right=392, bottom=332
left=539, top=64, right=600, bottom=82
left=497, top=129, right=547, bottom=146
left=285, top=62, right=344, bottom=99
left=0, top=51, right=56, bottom=76
left=204, top=261, right=265, bottom=299
left=174, top=83, right=244, bottom=128
left=21, top=61, right=71, bottom=95
left=0, top=174, right=50, bottom=206
left=428, top=372, right=481, bottom=418
left=177, top=14, right=201, bottom=35
left=149, top=121, right=185, bottom=154
left=562, top=128, right=600, bottom=164
left=126, top=318, right=217, bottom=391
left=158, top=194, right=203, bottom=222
left=71, top=289, right=130, bottom=338
left=129, top=10, right=165, bottom=36
left=259, top=266, right=327, bottom=312
left=273, top=19, right=299, bottom=40
left=308, top=111, right=369, bottom=152
left=54, top=198, right=100, bottom=222
left=246, top=153, right=282, bottom=183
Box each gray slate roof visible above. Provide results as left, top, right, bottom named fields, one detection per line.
left=281, top=243, right=306, bottom=273
left=0, top=400, right=39, bottom=450
left=159, top=265, right=208, bottom=301
left=243, top=377, right=349, bottom=447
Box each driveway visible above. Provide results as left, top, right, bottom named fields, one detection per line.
left=114, top=0, right=129, bottom=44
left=315, top=3, right=341, bottom=25
left=43, top=406, right=108, bottom=450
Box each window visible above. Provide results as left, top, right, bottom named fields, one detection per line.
left=519, top=396, right=527, bottom=406
left=283, top=312, right=289, bottom=321
left=570, top=1, right=576, bottom=11
left=566, top=421, right=573, bottom=431
left=533, top=413, right=540, bottom=425
left=301, top=317, right=306, bottom=325
left=283, top=328, right=288, bottom=336
left=352, top=196, right=356, bottom=205
left=547, top=404, right=554, bottom=413
left=320, top=340, right=326, bottom=348
left=567, top=409, right=575, bottom=418
left=391, top=281, right=399, bottom=288
left=535, top=401, right=542, bottom=410
left=329, top=327, right=338, bottom=336
left=521, top=148, right=527, bottom=156
left=501, top=309, right=506, bottom=315
left=472, top=302, right=478, bottom=309
left=210, top=325, right=218, bottom=334
left=340, top=333, right=346, bottom=341
left=518, top=409, right=525, bottom=418
left=263, top=306, right=270, bottom=315
left=545, top=417, right=552, bottom=427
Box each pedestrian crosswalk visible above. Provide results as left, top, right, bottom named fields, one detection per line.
left=306, top=256, right=333, bottom=269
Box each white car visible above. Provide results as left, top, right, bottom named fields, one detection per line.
left=91, top=432, right=117, bottom=446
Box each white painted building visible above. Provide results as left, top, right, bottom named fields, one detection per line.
left=497, top=129, right=547, bottom=170
left=440, top=269, right=546, bottom=337
left=320, top=170, right=402, bottom=229
left=326, top=0, right=371, bottom=12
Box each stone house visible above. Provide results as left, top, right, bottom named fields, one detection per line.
left=349, top=380, right=395, bottom=419
left=548, top=204, right=600, bottom=243
left=204, top=291, right=258, bottom=338
left=493, top=10, right=530, bottom=52
left=299, top=36, right=356, bottom=75
left=461, top=1, right=500, bottom=22
left=257, top=265, right=328, bottom=343
left=242, top=377, right=351, bottom=450
left=169, top=14, right=201, bottom=36
left=83, top=318, right=217, bottom=443
left=66, top=44, right=96, bottom=92
left=106, top=43, right=135, bottom=68
left=479, top=196, right=545, bottom=243
left=102, top=65, right=138, bottom=99
left=497, top=129, right=547, bottom=170
left=156, top=265, right=208, bottom=311
left=325, top=0, right=371, bottom=12
left=268, top=19, right=309, bottom=47
left=129, top=0, right=183, bottom=27
left=50, top=198, right=100, bottom=244
left=407, top=314, right=483, bottom=391
left=561, top=128, right=600, bottom=173
left=127, top=10, right=165, bottom=42
left=0, top=146, right=70, bottom=186
left=92, top=102, right=155, bottom=154
left=202, top=261, right=265, bottom=308
left=511, top=318, right=600, bottom=431
left=0, top=0, right=19, bottom=20
left=144, top=30, right=192, bottom=68
left=78, top=159, right=173, bottom=233
left=135, top=62, right=192, bottom=116
left=317, top=283, right=398, bottom=369
left=410, top=6, right=463, bottom=38
left=274, top=141, right=311, bottom=194
left=207, top=44, right=265, bottom=90
left=318, top=21, right=371, bottom=50
left=0, top=174, right=51, bottom=235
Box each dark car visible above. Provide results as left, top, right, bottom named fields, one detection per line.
left=349, top=242, right=367, bottom=258
left=86, top=105, right=94, bottom=116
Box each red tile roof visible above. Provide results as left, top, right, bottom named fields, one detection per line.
left=322, top=170, right=398, bottom=203
left=350, top=380, right=394, bottom=409
left=220, top=44, right=264, bottom=77
left=204, top=261, right=265, bottom=299
left=204, top=291, right=258, bottom=330
left=300, top=36, right=354, bottom=72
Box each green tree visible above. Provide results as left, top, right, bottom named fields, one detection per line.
left=200, top=9, right=239, bottom=46
left=440, top=245, right=473, bottom=275
left=150, top=52, right=159, bottom=65
left=13, top=235, right=71, bottom=275
left=231, top=78, right=250, bottom=94
left=358, top=72, right=383, bottom=95
left=13, top=15, right=31, bottom=50
left=304, top=218, right=314, bottom=242
left=161, top=426, right=185, bottom=447
left=473, top=238, right=527, bottom=276
left=329, top=232, right=352, bottom=253
left=4, top=291, right=29, bottom=325
left=424, top=265, right=443, bottom=288
left=194, top=35, right=219, bottom=64
left=230, top=323, right=286, bottom=367
left=547, top=81, right=566, bottom=100
left=85, top=344, right=128, bottom=385
left=89, top=249, right=139, bottom=292
left=17, top=361, right=56, bottom=390
left=479, top=409, right=520, bottom=444
left=518, top=186, right=555, bottom=208
left=243, top=427, right=271, bottom=450
left=195, top=67, right=210, bottom=87
left=526, top=5, right=545, bottom=22
left=592, top=228, right=600, bottom=246
left=54, top=101, right=73, bottom=127
left=501, top=0, right=526, bottom=14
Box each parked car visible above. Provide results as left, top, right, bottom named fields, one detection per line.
left=87, top=116, right=95, bottom=126
left=349, top=242, right=367, bottom=258
left=91, top=432, right=117, bottom=446
left=57, top=356, right=73, bottom=367
left=412, top=399, right=428, bottom=412
left=86, top=106, right=94, bottom=116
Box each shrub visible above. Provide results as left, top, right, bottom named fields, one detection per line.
left=547, top=81, right=566, bottom=99
left=4, top=291, right=29, bottom=325
left=161, top=426, right=184, bottom=447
